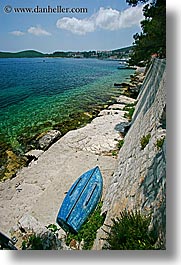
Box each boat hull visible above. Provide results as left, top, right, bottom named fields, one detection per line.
left=56, top=166, right=103, bottom=233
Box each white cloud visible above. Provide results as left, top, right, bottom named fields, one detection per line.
left=118, top=5, right=144, bottom=28
left=56, top=6, right=143, bottom=35
left=27, top=25, right=51, bottom=36
left=10, top=30, right=25, bottom=36
left=94, top=7, right=121, bottom=31
left=56, top=17, right=95, bottom=35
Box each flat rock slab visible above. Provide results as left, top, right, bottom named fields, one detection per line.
left=61, top=112, right=127, bottom=154
left=108, top=104, right=126, bottom=110
left=116, top=95, right=136, bottom=105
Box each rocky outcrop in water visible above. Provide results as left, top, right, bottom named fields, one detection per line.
left=38, top=130, right=61, bottom=150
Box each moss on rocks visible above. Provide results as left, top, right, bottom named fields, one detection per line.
left=0, top=150, right=27, bottom=181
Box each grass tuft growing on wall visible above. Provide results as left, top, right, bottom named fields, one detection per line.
left=140, top=134, right=151, bottom=150
left=102, top=210, right=157, bottom=250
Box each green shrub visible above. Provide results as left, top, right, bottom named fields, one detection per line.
left=124, top=107, right=135, bottom=121
left=66, top=201, right=105, bottom=250
left=156, top=137, right=165, bottom=150
left=117, top=139, right=124, bottom=149
left=22, top=234, right=45, bottom=250
left=46, top=224, right=60, bottom=234
left=102, top=210, right=157, bottom=250
left=111, top=150, right=118, bottom=157
left=123, top=103, right=136, bottom=110
left=140, top=134, right=151, bottom=150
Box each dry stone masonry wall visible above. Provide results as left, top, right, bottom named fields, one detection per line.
left=95, top=58, right=166, bottom=249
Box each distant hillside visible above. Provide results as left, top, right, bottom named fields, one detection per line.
left=0, top=46, right=133, bottom=59
left=0, top=50, right=45, bottom=58
left=112, top=46, right=133, bottom=53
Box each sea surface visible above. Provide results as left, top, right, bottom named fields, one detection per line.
left=0, top=58, right=134, bottom=152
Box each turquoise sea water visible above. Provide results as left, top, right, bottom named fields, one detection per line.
left=0, top=58, right=134, bottom=151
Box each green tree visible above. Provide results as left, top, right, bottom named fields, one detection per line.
left=127, top=0, right=166, bottom=66
left=126, top=0, right=149, bottom=6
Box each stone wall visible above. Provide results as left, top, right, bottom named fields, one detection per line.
left=94, top=58, right=166, bottom=249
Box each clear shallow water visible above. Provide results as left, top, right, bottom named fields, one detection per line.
left=0, top=58, right=134, bottom=151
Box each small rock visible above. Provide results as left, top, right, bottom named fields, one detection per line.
left=116, top=95, right=136, bottom=105
left=18, top=214, right=46, bottom=234
left=108, top=104, right=125, bottom=110
left=70, top=239, right=79, bottom=250
left=25, top=150, right=44, bottom=160
left=11, top=214, right=63, bottom=250
left=38, top=130, right=61, bottom=150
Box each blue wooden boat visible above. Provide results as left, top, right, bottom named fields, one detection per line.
left=56, top=166, right=103, bottom=233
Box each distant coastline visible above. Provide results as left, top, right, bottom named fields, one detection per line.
left=0, top=46, right=132, bottom=60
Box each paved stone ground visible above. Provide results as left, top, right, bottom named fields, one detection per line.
left=0, top=95, right=135, bottom=237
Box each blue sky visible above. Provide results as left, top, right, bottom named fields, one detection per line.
left=0, top=0, right=144, bottom=53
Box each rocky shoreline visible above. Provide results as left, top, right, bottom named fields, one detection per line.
left=0, top=69, right=146, bottom=249
left=0, top=69, right=144, bottom=182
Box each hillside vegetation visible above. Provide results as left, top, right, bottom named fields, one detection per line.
left=0, top=50, right=45, bottom=58
left=0, top=46, right=132, bottom=59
